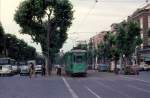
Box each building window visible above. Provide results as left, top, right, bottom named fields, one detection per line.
left=140, top=17, right=143, bottom=29
left=148, top=16, right=150, bottom=28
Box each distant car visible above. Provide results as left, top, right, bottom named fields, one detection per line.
left=143, top=64, right=150, bottom=71
left=35, top=65, right=42, bottom=74
left=139, top=64, right=150, bottom=71
left=97, top=64, right=109, bottom=72
left=0, top=65, right=12, bottom=76
left=124, top=65, right=139, bottom=75
left=12, top=65, right=18, bottom=74
left=0, top=58, right=15, bottom=76
left=19, top=65, right=29, bottom=75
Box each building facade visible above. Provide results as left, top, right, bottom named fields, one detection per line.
left=128, top=4, right=150, bottom=47
left=89, top=31, right=107, bottom=68
left=128, top=4, right=150, bottom=64
left=90, top=31, right=107, bottom=50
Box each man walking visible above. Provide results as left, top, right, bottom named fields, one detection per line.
left=57, top=64, right=62, bottom=76
left=42, top=64, right=46, bottom=76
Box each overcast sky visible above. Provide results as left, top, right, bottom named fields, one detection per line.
left=0, top=0, right=148, bottom=53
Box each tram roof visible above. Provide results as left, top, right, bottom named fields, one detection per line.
left=70, top=49, right=86, bottom=53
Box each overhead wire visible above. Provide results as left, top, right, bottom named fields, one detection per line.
left=67, top=0, right=149, bottom=45
left=71, top=0, right=98, bottom=34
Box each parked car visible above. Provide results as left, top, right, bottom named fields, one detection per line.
left=143, top=64, right=150, bottom=71
left=19, top=64, right=29, bottom=75
left=35, top=65, right=42, bottom=74
left=97, top=64, right=109, bottom=72
left=0, top=65, right=12, bottom=76
left=17, top=61, right=29, bottom=75
left=139, top=64, right=145, bottom=71
left=139, top=63, right=150, bottom=71
left=12, top=65, right=18, bottom=75
left=0, top=58, right=14, bottom=76
left=124, top=65, right=139, bottom=75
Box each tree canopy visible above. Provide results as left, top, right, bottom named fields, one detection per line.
left=14, top=0, right=73, bottom=56
left=0, top=21, right=36, bottom=60
left=5, top=34, right=36, bottom=61
left=97, top=20, right=142, bottom=66
left=116, top=21, right=142, bottom=58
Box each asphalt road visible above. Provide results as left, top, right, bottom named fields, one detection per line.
left=0, top=71, right=150, bottom=98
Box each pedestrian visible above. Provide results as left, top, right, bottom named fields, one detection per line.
left=29, top=62, right=35, bottom=78
left=42, top=64, right=46, bottom=76
left=57, top=64, right=62, bottom=76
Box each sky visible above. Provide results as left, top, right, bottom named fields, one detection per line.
left=0, top=0, right=149, bottom=53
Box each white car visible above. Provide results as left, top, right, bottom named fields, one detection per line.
left=12, top=65, right=18, bottom=74
left=35, top=65, right=42, bottom=74
left=0, top=65, right=12, bottom=76
left=143, top=64, right=150, bottom=71
left=140, top=64, right=150, bottom=71
left=19, top=65, right=30, bottom=75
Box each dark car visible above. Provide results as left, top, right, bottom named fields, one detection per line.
left=124, top=65, right=139, bottom=75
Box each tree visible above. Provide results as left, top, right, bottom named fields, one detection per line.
left=0, top=22, right=5, bottom=56
left=97, top=21, right=142, bottom=72
left=5, top=34, right=36, bottom=61
left=116, top=21, right=142, bottom=67
left=87, top=41, right=93, bottom=66
left=14, top=0, right=73, bottom=75
left=97, top=32, right=114, bottom=64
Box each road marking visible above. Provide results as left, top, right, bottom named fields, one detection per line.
left=127, top=85, right=150, bottom=93
left=120, top=76, right=150, bottom=84
left=62, top=77, right=79, bottom=98
left=85, top=86, right=102, bottom=98
left=95, top=79, right=131, bottom=98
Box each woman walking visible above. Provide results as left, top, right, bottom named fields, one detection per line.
left=29, top=63, right=35, bottom=78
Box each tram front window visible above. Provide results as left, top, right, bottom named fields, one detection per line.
left=75, top=55, right=83, bottom=63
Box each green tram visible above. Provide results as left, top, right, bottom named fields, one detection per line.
left=64, top=49, right=87, bottom=76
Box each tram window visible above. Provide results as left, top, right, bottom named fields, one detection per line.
left=75, top=55, right=83, bottom=63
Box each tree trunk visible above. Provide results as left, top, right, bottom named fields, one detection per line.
left=119, top=54, right=124, bottom=73
left=46, top=19, right=52, bottom=76
left=45, top=55, right=52, bottom=76
left=114, top=59, right=118, bottom=74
